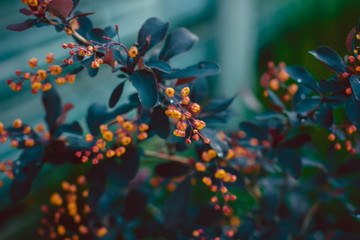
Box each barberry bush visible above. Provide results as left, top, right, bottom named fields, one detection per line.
left=2, top=0, right=360, bottom=239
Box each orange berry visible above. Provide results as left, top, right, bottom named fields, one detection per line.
left=137, top=132, right=148, bottom=140
left=50, top=193, right=63, bottom=206
left=202, top=177, right=212, bottom=186
left=28, top=0, right=38, bottom=7
left=42, top=82, right=52, bottom=91
left=328, top=133, right=336, bottom=141
left=138, top=123, right=149, bottom=132
left=165, top=88, right=175, bottom=97
left=269, top=78, right=280, bottom=91
left=66, top=74, right=76, bottom=84
left=78, top=225, right=88, bottom=235
left=122, top=121, right=134, bottom=131
left=181, top=87, right=190, bottom=97
left=345, top=87, right=353, bottom=95
left=49, top=65, right=63, bottom=76
left=191, top=103, right=201, bottom=113
left=13, top=119, right=22, bottom=128
left=121, top=136, right=132, bottom=146
left=102, top=131, right=113, bottom=142
left=106, top=149, right=115, bottom=158
left=85, top=133, right=94, bottom=142
left=128, top=46, right=138, bottom=58
left=195, top=162, right=206, bottom=172
left=278, top=69, right=290, bottom=82
left=46, top=53, right=54, bottom=64
left=97, top=227, right=108, bottom=237
left=115, top=146, right=126, bottom=156
left=25, top=138, right=35, bottom=147
left=334, top=142, right=341, bottom=150
left=181, top=96, right=190, bottom=105
left=215, top=169, right=226, bottom=179
left=55, top=77, right=66, bottom=85
left=208, top=149, right=217, bottom=159
left=10, top=139, right=19, bottom=148
left=28, top=58, right=38, bottom=68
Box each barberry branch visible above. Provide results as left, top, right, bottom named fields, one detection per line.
left=144, top=150, right=189, bottom=164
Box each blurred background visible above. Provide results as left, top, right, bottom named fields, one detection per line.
left=0, top=0, right=359, bottom=238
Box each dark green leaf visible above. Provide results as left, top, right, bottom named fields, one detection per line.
left=345, top=95, right=360, bottom=129
left=154, top=162, right=191, bottom=178
left=162, top=61, right=220, bottom=79
left=138, top=17, right=169, bottom=51
left=86, top=28, right=111, bottom=44
left=350, top=75, right=360, bottom=100
left=159, top=28, right=198, bottom=61
left=284, top=66, right=321, bottom=93
left=86, top=103, right=108, bottom=135
left=42, top=87, right=61, bottom=135
left=203, top=95, right=236, bottom=113
left=104, top=146, right=140, bottom=187
left=163, top=177, right=191, bottom=229
left=150, top=106, right=170, bottom=138
left=202, top=128, right=229, bottom=158
left=109, top=81, right=126, bottom=108
left=9, top=180, right=32, bottom=204
left=267, top=89, right=285, bottom=111
left=81, top=57, right=98, bottom=77
left=277, top=148, right=302, bottom=179
left=129, top=70, right=158, bottom=108
left=315, top=102, right=333, bottom=129
left=239, top=121, right=268, bottom=141
left=295, top=97, right=321, bottom=113
left=309, top=46, right=346, bottom=73
left=145, top=60, right=172, bottom=73
left=87, top=164, right=106, bottom=209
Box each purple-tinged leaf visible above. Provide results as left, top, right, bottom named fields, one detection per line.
left=319, top=77, right=347, bottom=93
left=309, top=46, right=346, bottom=73
left=346, top=27, right=356, bottom=53
left=47, top=0, right=73, bottom=19
left=150, top=106, right=170, bottom=138
left=86, top=103, right=108, bottom=135
left=129, top=70, right=158, bottom=108
left=6, top=19, right=36, bottom=32
left=71, top=12, right=95, bottom=19
left=109, top=81, right=126, bottom=108
left=279, top=134, right=312, bottom=149
left=159, top=28, right=198, bottom=61
left=138, top=17, right=169, bottom=51
left=19, top=8, right=33, bottom=16
left=155, top=162, right=191, bottom=178
left=284, top=66, right=321, bottom=93
left=202, top=128, right=229, bottom=158
left=277, top=148, right=302, bottom=179
left=350, top=75, right=360, bottom=100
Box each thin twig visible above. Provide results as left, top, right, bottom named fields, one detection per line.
left=301, top=201, right=320, bottom=235
left=144, top=150, right=189, bottom=164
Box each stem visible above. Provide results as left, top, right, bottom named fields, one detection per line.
left=144, top=150, right=189, bottom=164
left=301, top=201, right=320, bottom=235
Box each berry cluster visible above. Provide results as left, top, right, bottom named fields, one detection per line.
left=162, top=86, right=210, bottom=144
left=38, top=175, right=108, bottom=239
left=6, top=54, right=75, bottom=94
left=77, top=116, right=149, bottom=165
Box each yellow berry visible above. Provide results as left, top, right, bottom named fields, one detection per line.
left=128, top=46, right=138, bottom=58
left=181, top=87, right=190, bottom=97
